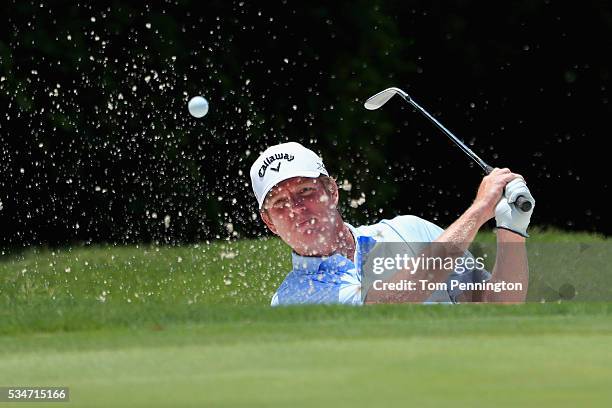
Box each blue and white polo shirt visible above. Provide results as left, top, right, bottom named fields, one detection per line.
left=270, top=215, right=492, bottom=306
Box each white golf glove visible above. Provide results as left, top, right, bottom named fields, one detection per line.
left=495, top=178, right=535, bottom=238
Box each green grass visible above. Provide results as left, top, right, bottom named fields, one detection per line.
left=1, top=304, right=612, bottom=407
left=1, top=229, right=611, bottom=407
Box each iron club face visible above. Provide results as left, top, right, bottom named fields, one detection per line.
left=363, top=87, right=411, bottom=110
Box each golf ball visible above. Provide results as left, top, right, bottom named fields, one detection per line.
left=188, top=96, right=209, bottom=118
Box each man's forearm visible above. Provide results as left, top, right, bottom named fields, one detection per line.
left=434, top=204, right=487, bottom=249
left=484, top=229, right=529, bottom=302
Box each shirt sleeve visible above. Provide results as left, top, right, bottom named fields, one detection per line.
left=393, top=215, right=493, bottom=303
left=392, top=215, right=445, bottom=241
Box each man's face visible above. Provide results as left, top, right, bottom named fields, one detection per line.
left=261, top=176, right=341, bottom=256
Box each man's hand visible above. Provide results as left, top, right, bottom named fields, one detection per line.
left=472, top=168, right=523, bottom=222
left=495, top=178, right=535, bottom=237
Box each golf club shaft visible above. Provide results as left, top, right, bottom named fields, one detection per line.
left=396, top=92, right=532, bottom=213
left=397, top=94, right=491, bottom=173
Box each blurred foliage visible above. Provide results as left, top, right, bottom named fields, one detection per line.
left=1, top=0, right=610, bottom=246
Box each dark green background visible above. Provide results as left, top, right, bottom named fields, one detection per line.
left=2, top=0, right=610, bottom=246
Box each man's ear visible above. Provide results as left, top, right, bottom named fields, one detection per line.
left=260, top=209, right=279, bottom=235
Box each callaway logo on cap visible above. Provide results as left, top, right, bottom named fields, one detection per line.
left=250, top=142, right=328, bottom=209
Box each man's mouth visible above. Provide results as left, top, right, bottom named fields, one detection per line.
left=296, top=218, right=316, bottom=229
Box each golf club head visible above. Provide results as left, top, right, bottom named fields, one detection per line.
left=364, top=87, right=411, bottom=110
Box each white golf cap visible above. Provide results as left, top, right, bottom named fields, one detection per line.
left=250, top=142, right=329, bottom=209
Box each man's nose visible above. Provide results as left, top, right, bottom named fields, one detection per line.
left=288, top=194, right=306, bottom=212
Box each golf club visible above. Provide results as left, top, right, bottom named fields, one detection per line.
left=364, top=87, right=533, bottom=213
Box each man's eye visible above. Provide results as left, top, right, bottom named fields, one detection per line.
left=273, top=199, right=289, bottom=208
left=300, top=187, right=315, bottom=195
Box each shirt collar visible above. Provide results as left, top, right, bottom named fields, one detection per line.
left=290, top=222, right=362, bottom=273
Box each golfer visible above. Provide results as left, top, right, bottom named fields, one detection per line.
left=250, top=142, right=535, bottom=305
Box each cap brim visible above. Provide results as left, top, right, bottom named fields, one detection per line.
left=258, top=170, right=325, bottom=209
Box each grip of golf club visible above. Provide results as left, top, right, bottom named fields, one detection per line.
left=485, top=166, right=533, bottom=212
left=515, top=196, right=533, bottom=212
